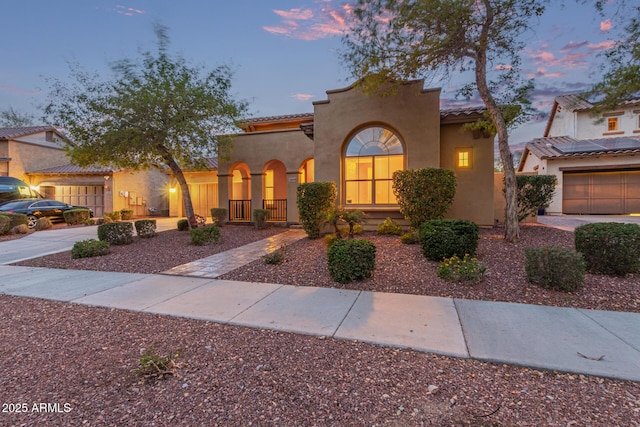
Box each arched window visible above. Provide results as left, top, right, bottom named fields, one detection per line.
left=344, top=127, right=404, bottom=205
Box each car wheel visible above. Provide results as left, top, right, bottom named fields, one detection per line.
left=27, top=215, right=38, bottom=229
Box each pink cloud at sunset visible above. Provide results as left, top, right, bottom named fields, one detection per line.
left=600, top=19, right=613, bottom=32
left=527, top=68, right=564, bottom=79
left=0, top=85, right=39, bottom=95
left=263, top=1, right=351, bottom=41
left=293, top=93, right=315, bottom=101
left=114, top=5, right=145, bottom=16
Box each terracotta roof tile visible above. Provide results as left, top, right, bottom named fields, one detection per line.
left=0, top=126, right=58, bottom=140
left=28, top=164, right=116, bottom=174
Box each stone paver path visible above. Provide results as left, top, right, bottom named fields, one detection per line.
left=162, top=229, right=306, bottom=278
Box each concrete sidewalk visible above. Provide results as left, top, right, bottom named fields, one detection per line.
left=1, top=264, right=638, bottom=382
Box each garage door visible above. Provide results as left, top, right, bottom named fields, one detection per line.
left=54, top=186, right=105, bottom=218
left=188, top=183, right=218, bottom=218
left=563, top=171, right=640, bottom=214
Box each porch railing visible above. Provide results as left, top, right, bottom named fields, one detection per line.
left=263, top=199, right=287, bottom=222
left=229, top=200, right=251, bottom=222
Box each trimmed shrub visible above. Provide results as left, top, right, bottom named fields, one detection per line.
left=525, top=246, right=585, bottom=292
left=120, top=209, right=134, bottom=220
left=71, top=239, right=111, bottom=259
left=190, top=224, right=221, bottom=246
left=509, top=175, right=558, bottom=221
left=104, top=211, right=121, bottom=221
left=253, top=208, right=270, bottom=230
left=437, top=254, right=486, bottom=283
left=135, top=219, right=157, bottom=238
left=83, top=218, right=95, bottom=226
left=3, top=213, right=28, bottom=229
left=35, top=217, right=53, bottom=231
left=297, top=182, right=337, bottom=239
left=263, top=245, right=286, bottom=265
left=377, top=217, right=402, bottom=235
left=177, top=219, right=189, bottom=231
left=97, top=222, right=134, bottom=245
left=63, top=208, right=91, bottom=226
left=0, top=215, right=11, bottom=234
left=10, top=224, right=29, bottom=235
left=419, top=219, right=479, bottom=261
left=327, top=239, right=376, bottom=284
left=400, top=231, right=419, bottom=245
left=340, top=210, right=366, bottom=239
left=574, top=222, right=640, bottom=276
left=392, top=168, right=457, bottom=229
left=211, top=208, right=228, bottom=226
left=324, top=233, right=339, bottom=248
left=339, top=223, right=364, bottom=238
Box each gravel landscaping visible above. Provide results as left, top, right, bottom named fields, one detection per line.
left=3, top=222, right=640, bottom=425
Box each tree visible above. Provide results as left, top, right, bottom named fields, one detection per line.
left=511, top=175, right=557, bottom=222
left=0, top=107, right=35, bottom=127
left=44, top=24, right=247, bottom=227
left=588, top=4, right=640, bottom=113
left=342, top=0, right=547, bottom=242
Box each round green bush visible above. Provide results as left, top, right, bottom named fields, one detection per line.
left=0, top=215, right=11, bottom=234
left=575, top=222, right=640, bottom=276
left=377, top=217, right=402, bottom=235
left=419, top=219, right=479, bottom=261
left=71, top=239, right=111, bottom=259
left=327, top=239, right=376, bottom=284
left=177, top=219, right=189, bottom=231
left=97, top=222, right=134, bottom=245
left=134, top=219, right=157, bottom=238
left=189, top=224, right=222, bottom=245
left=63, top=208, right=91, bottom=226
left=525, top=246, right=585, bottom=292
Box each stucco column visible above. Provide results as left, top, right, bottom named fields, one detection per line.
left=250, top=172, right=264, bottom=217
left=286, top=171, right=301, bottom=224
left=217, top=173, right=231, bottom=218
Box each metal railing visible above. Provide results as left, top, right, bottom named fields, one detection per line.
left=229, top=200, right=251, bottom=222
left=263, top=199, right=287, bottom=222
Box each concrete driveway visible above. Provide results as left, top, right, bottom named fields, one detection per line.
left=537, top=214, right=640, bottom=231
left=0, top=217, right=179, bottom=264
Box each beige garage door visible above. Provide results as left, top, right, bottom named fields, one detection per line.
left=188, top=183, right=218, bottom=218
left=563, top=170, right=640, bottom=214
left=54, top=186, right=105, bottom=217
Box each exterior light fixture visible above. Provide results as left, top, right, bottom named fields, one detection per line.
left=169, top=187, right=177, bottom=194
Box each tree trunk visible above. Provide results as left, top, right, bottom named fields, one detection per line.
left=474, top=8, right=520, bottom=242
left=157, top=144, right=198, bottom=228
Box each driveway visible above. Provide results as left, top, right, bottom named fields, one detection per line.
left=537, top=214, right=640, bottom=231
left=0, top=217, right=179, bottom=264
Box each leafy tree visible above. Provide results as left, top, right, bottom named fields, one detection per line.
left=0, top=107, right=35, bottom=127
left=342, top=0, right=548, bottom=242
left=588, top=3, right=640, bottom=113
left=296, top=182, right=337, bottom=239
left=43, top=25, right=248, bottom=227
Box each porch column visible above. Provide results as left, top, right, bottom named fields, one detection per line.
left=250, top=172, right=264, bottom=218
left=217, top=173, right=231, bottom=221
left=286, top=170, right=302, bottom=224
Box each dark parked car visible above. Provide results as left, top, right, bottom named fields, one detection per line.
left=0, top=198, right=93, bottom=228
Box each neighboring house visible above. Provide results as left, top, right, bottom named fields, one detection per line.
left=518, top=94, right=640, bottom=215
left=169, top=79, right=497, bottom=227
left=0, top=126, right=168, bottom=218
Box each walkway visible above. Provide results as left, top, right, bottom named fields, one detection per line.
left=163, top=229, right=306, bottom=278
left=1, top=217, right=640, bottom=383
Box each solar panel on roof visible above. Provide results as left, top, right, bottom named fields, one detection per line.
left=556, top=138, right=640, bottom=154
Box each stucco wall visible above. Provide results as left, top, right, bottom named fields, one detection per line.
left=312, top=81, right=441, bottom=205
left=111, top=168, right=168, bottom=215
left=439, top=124, right=495, bottom=226
left=8, top=141, right=68, bottom=181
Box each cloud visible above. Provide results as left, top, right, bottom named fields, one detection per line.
left=293, top=93, right=315, bottom=101
left=263, top=1, right=351, bottom=40
left=600, top=19, right=613, bottom=32
left=0, top=85, right=40, bottom=95
left=560, top=40, right=588, bottom=52
left=527, top=68, right=564, bottom=79
left=588, top=40, right=615, bottom=51
left=114, top=5, right=145, bottom=16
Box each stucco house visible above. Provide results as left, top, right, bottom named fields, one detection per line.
left=1, top=126, right=169, bottom=217
left=518, top=94, right=640, bottom=215
left=169, top=79, right=497, bottom=227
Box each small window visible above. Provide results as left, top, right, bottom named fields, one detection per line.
left=607, top=117, right=619, bottom=132
left=456, top=148, right=473, bottom=169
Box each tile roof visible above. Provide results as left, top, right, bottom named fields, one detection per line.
left=28, top=164, right=116, bottom=174
left=0, top=126, right=58, bottom=140
left=243, top=113, right=315, bottom=125
left=554, top=94, right=594, bottom=112
left=524, top=135, right=640, bottom=160
left=440, top=106, right=486, bottom=118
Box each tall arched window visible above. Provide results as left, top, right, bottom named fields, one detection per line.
left=344, top=126, right=404, bottom=205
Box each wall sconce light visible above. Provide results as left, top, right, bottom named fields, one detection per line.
left=103, top=175, right=110, bottom=191
left=169, top=187, right=177, bottom=194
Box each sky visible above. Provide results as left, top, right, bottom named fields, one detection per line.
left=0, top=0, right=623, bottom=145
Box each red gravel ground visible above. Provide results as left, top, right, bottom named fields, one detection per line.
left=3, top=223, right=640, bottom=425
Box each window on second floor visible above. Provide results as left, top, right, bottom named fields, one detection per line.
left=607, top=117, right=619, bottom=132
